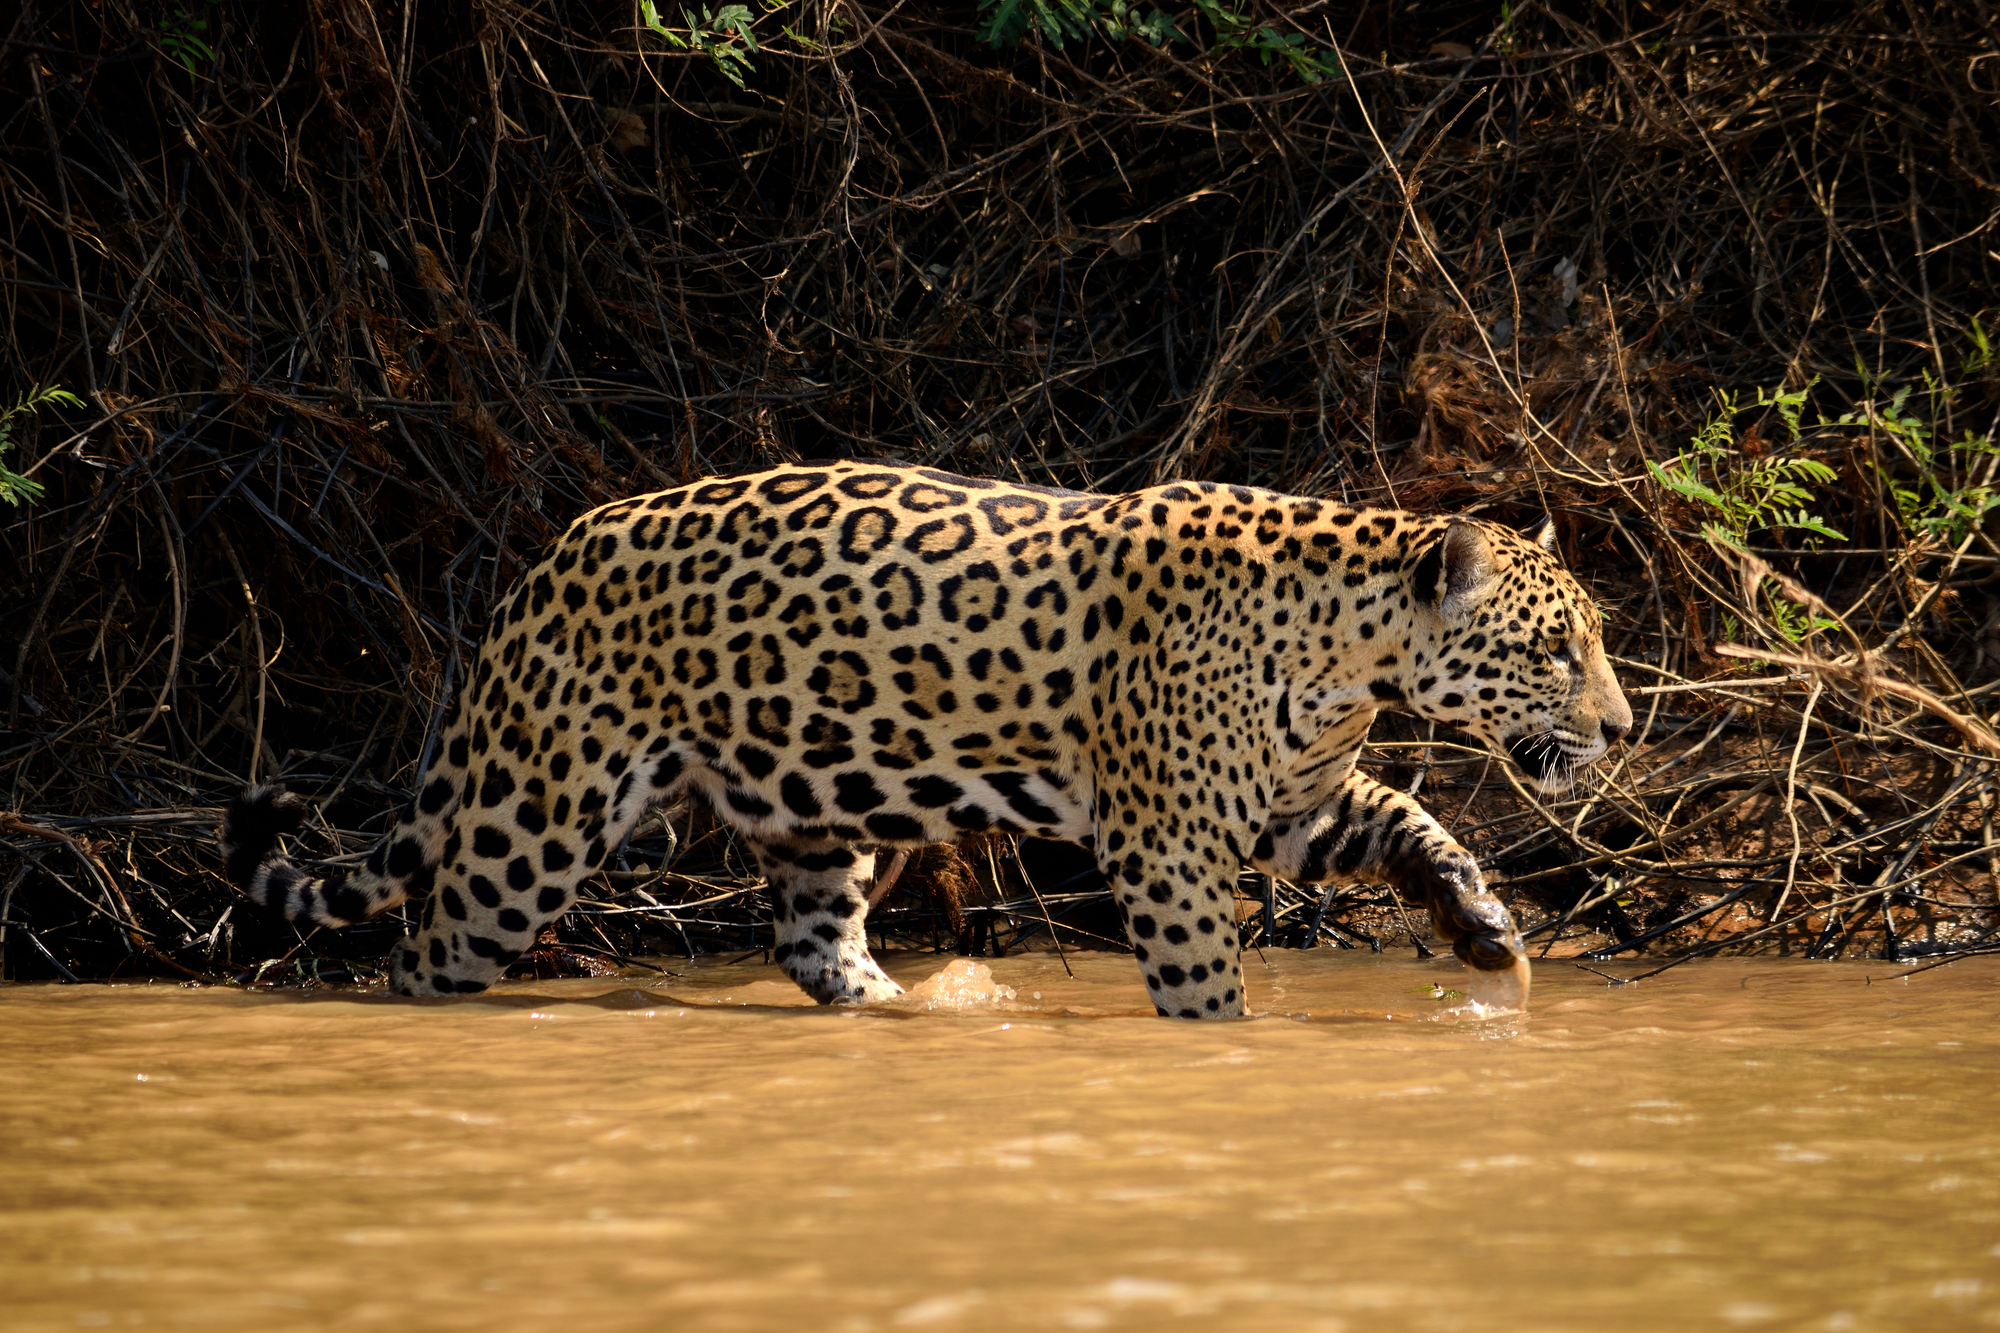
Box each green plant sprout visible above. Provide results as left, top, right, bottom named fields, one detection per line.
left=1966, top=315, right=1994, bottom=377
left=0, top=385, right=83, bottom=506
left=156, top=2, right=219, bottom=74
left=780, top=6, right=849, bottom=54
left=1191, top=0, right=1341, bottom=82
left=1837, top=369, right=2000, bottom=544
left=976, top=0, right=1180, bottom=49
left=1765, top=594, right=1833, bottom=644
left=641, top=1, right=763, bottom=87
left=975, top=0, right=1342, bottom=83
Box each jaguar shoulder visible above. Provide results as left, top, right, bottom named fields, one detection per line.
left=221, top=461, right=1630, bottom=1017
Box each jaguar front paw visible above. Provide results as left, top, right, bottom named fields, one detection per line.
left=784, top=953, right=905, bottom=1006
left=1453, top=927, right=1527, bottom=972
left=825, top=963, right=905, bottom=1006
left=1428, top=866, right=1527, bottom=973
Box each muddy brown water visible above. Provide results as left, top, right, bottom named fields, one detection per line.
left=1, top=953, right=1996, bottom=1332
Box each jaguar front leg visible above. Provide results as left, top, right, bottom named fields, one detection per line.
left=749, top=839, right=904, bottom=1005
left=1252, top=773, right=1528, bottom=980
left=1100, top=826, right=1248, bottom=1019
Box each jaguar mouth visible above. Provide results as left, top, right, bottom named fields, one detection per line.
left=1506, top=731, right=1593, bottom=793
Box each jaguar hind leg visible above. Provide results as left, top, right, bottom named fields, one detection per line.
left=389, top=763, right=668, bottom=996
left=749, top=839, right=904, bottom=1005
left=388, top=810, right=595, bottom=996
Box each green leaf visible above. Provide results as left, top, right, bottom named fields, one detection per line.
left=641, top=0, right=690, bottom=46
left=0, top=383, right=77, bottom=507
left=1648, top=381, right=1847, bottom=551
left=1784, top=459, right=1840, bottom=485
left=974, top=0, right=1324, bottom=80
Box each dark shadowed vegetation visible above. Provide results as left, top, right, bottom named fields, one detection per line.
left=3, top=0, right=1999, bottom=984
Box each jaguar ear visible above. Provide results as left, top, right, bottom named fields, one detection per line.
left=1534, top=517, right=1559, bottom=556
left=1435, top=521, right=1498, bottom=617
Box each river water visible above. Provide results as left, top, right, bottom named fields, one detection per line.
left=1, top=952, right=1995, bottom=1332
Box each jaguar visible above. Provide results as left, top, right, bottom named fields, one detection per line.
left=221, top=460, right=1630, bottom=1017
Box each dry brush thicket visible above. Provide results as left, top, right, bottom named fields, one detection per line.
left=3, top=0, right=1999, bottom=984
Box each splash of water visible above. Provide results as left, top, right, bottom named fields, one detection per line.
left=1455, top=956, right=1532, bottom=1015
left=893, top=958, right=1019, bottom=1013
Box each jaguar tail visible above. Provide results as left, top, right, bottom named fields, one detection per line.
left=219, top=713, right=469, bottom=928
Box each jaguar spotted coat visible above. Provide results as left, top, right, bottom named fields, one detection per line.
left=221, top=461, right=1631, bottom=1017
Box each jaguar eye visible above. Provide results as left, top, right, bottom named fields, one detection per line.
left=1547, top=637, right=1573, bottom=663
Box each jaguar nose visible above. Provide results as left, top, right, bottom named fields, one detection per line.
left=1601, top=718, right=1630, bottom=745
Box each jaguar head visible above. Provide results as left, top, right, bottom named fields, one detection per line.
left=1407, top=519, right=1632, bottom=794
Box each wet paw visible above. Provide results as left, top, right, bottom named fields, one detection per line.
left=1445, top=894, right=1513, bottom=940
left=1453, top=930, right=1526, bottom=971
left=830, top=972, right=905, bottom=1006
left=791, top=965, right=905, bottom=1006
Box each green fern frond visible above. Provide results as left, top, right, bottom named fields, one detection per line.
left=1649, top=379, right=1845, bottom=551
left=0, top=384, right=81, bottom=506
